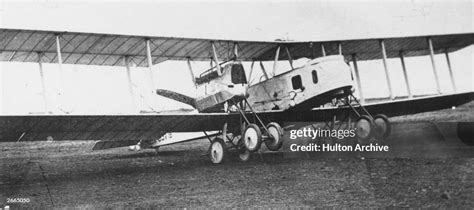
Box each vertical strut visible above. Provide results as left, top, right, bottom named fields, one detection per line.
left=248, top=61, right=255, bottom=84
left=379, top=40, right=394, bottom=100
left=186, top=58, right=196, bottom=87
left=351, top=54, right=364, bottom=104
left=321, top=44, right=326, bottom=56
left=338, top=42, right=342, bottom=55
left=427, top=37, right=441, bottom=94
left=211, top=42, right=222, bottom=76
left=399, top=51, right=412, bottom=98
left=55, top=34, right=65, bottom=109
left=37, top=52, right=49, bottom=113
left=309, top=43, right=316, bottom=59
left=272, top=46, right=280, bottom=76
left=233, top=42, right=239, bottom=59
left=145, top=39, right=156, bottom=93
left=124, top=56, right=137, bottom=112
left=444, top=49, right=457, bottom=93
left=285, top=46, right=294, bottom=70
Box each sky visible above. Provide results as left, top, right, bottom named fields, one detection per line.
left=0, top=0, right=473, bottom=114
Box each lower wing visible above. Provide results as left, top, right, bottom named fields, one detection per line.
left=0, top=92, right=472, bottom=142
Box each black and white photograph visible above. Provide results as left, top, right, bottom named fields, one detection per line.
left=0, top=0, right=473, bottom=208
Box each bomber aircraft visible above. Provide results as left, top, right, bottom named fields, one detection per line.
left=0, top=28, right=473, bottom=163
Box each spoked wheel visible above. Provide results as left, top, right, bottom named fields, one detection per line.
left=209, top=138, right=227, bottom=164
left=238, top=146, right=251, bottom=162
left=355, top=115, right=374, bottom=143
left=243, top=123, right=262, bottom=152
left=265, top=122, right=284, bottom=151
left=373, top=114, right=391, bottom=140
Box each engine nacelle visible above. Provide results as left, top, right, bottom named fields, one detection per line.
left=195, top=62, right=248, bottom=112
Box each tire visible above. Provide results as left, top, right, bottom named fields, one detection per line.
left=243, top=124, right=262, bottom=152
left=355, top=115, right=374, bottom=143
left=373, top=114, right=391, bottom=139
left=208, top=138, right=227, bottom=164
left=265, top=122, right=284, bottom=151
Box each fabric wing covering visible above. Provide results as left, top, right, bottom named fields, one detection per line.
left=1, top=28, right=473, bottom=67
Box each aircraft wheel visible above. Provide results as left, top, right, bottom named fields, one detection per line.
left=355, top=115, right=374, bottom=142
left=238, top=147, right=251, bottom=162
left=373, top=114, right=391, bottom=139
left=209, top=138, right=226, bottom=164
left=265, top=122, right=284, bottom=151
left=243, top=123, right=262, bottom=152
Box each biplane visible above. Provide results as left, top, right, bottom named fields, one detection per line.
left=0, top=28, right=473, bottom=163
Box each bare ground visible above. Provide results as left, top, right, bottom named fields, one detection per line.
left=0, top=103, right=473, bottom=208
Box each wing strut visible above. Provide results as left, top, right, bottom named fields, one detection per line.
left=186, top=58, right=197, bottom=88
left=248, top=61, right=255, bottom=84
left=55, top=34, right=66, bottom=111
left=428, top=37, right=442, bottom=94
left=321, top=43, right=326, bottom=56
left=351, top=53, right=365, bottom=104
left=379, top=39, right=395, bottom=100
left=444, top=49, right=457, bottom=93
left=399, top=51, right=413, bottom=98
left=233, top=42, right=239, bottom=59
left=37, top=52, right=50, bottom=113
left=124, top=56, right=138, bottom=112
left=211, top=42, right=222, bottom=76
left=309, top=43, right=316, bottom=59
left=145, top=39, right=157, bottom=93
left=285, top=46, right=294, bottom=70
left=338, top=42, right=342, bottom=55
left=272, top=46, right=280, bottom=76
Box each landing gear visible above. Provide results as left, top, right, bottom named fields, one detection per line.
left=243, top=123, right=262, bottom=152
left=209, top=138, right=227, bottom=164
left=318, top=92, right=391, bottom=144
left=265, top=122, right=284, bottom=151
left=206, top=98, right=285, bottom=164
left=355, top=115, right=374, bottom=142
left=373, top=114, right=391, bottom=139
left=235, top=99, right=284, bottom=153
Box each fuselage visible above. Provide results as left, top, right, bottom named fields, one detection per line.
left=193, top=55, right=354, bottom=112
left=157, top=55, right=354, bottom=113
left=246, top=55, right=354, bottom=111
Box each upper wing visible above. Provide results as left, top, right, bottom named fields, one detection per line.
left=1, top=28, right=472, bottom=67
left=1, top=92, right=472, bottom=142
